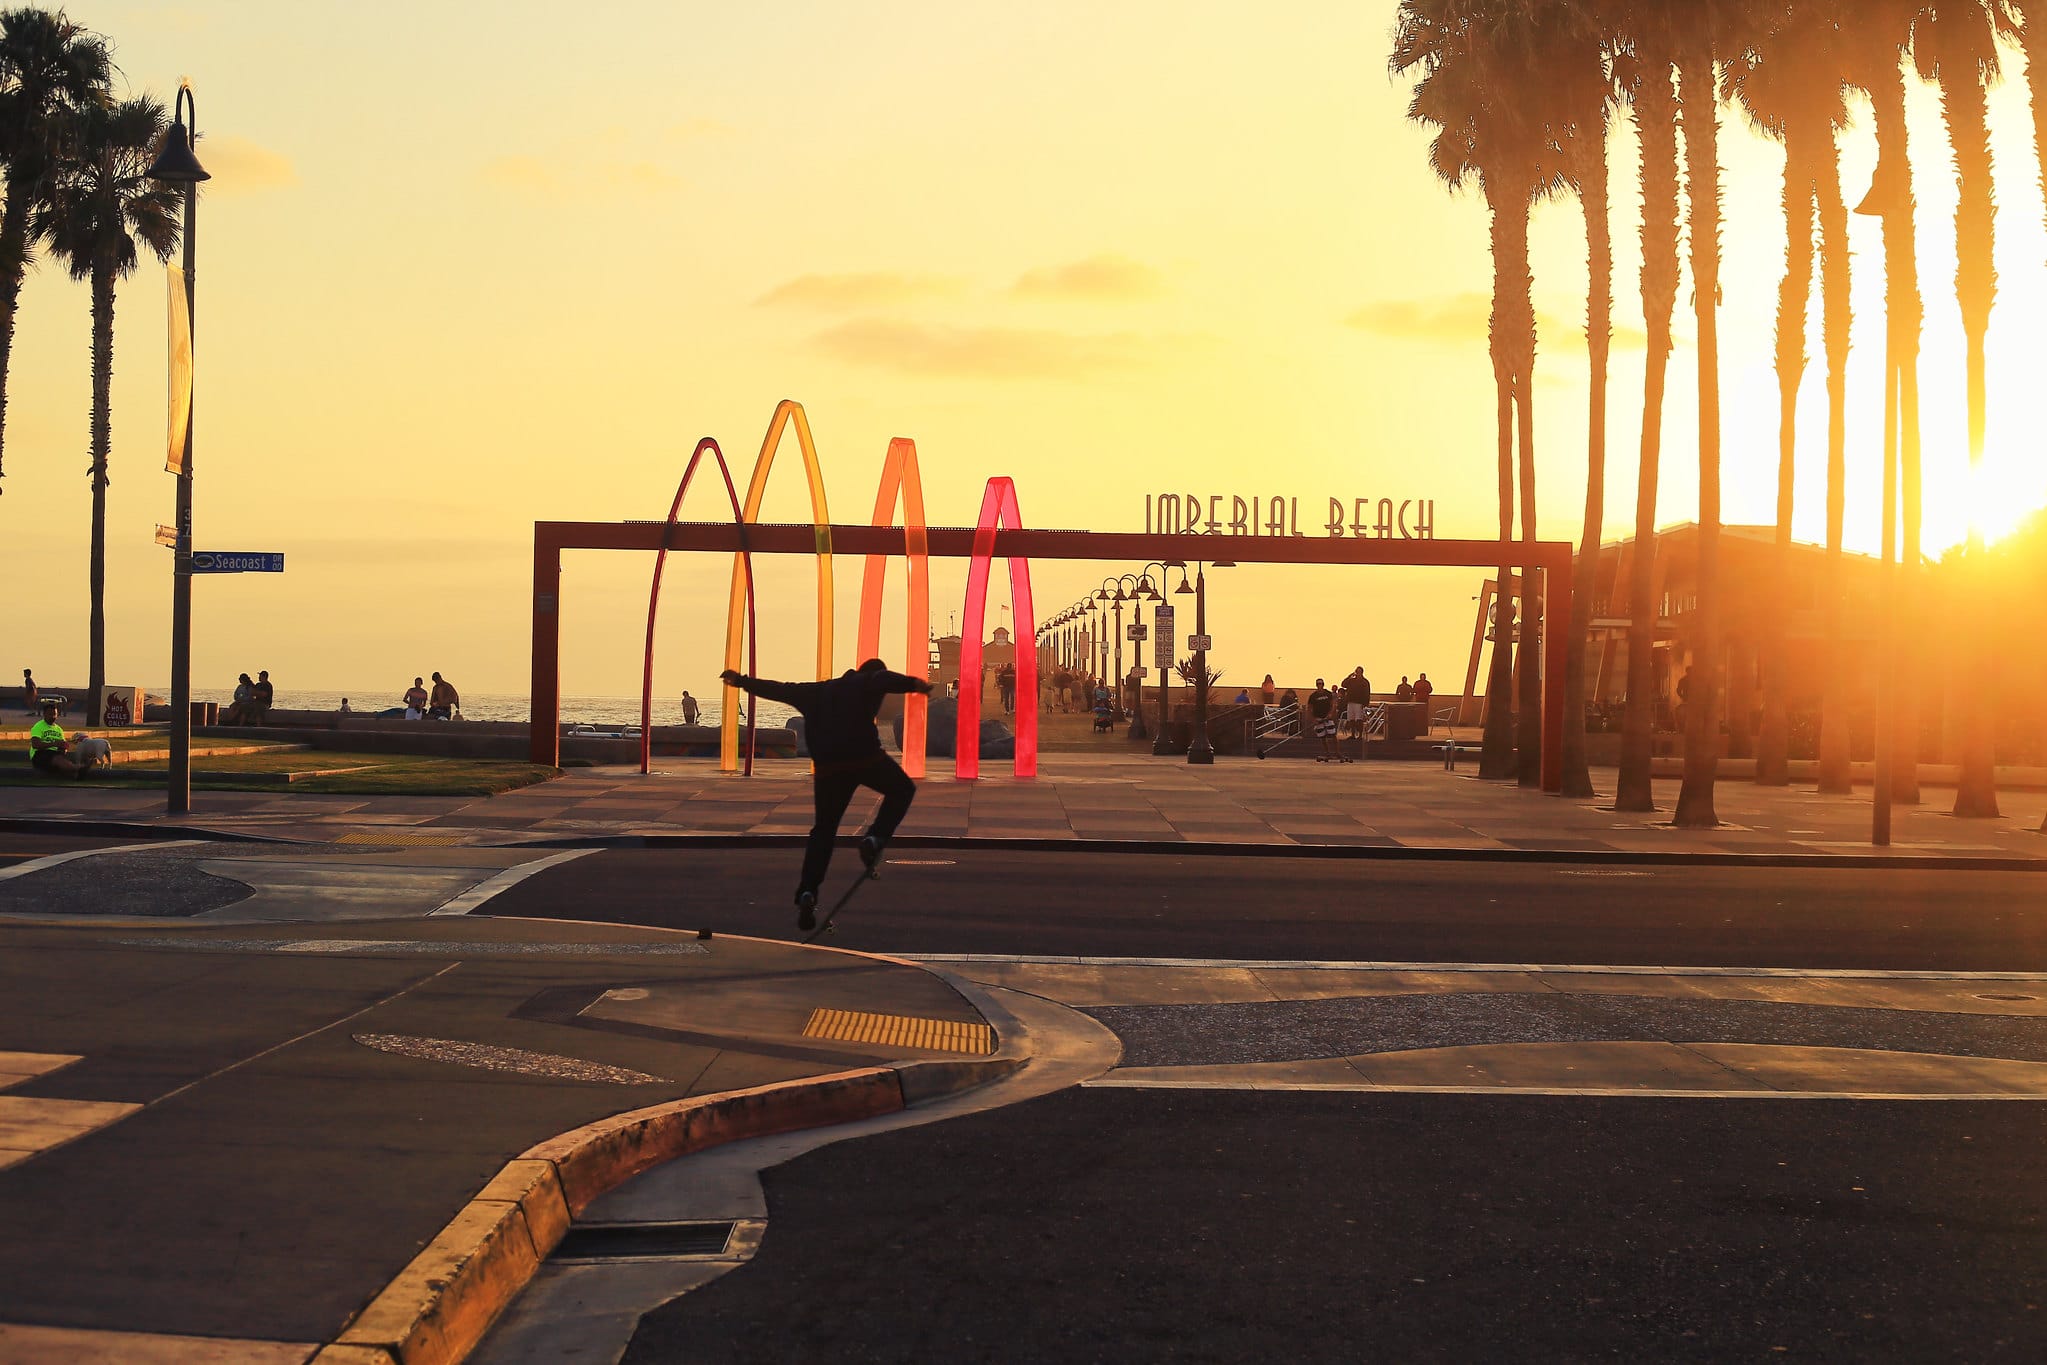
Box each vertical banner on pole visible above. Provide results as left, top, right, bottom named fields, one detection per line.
left=166, top=265, right=192, bottom=475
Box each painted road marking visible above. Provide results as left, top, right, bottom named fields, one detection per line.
left=429, top=848, right=598, bottom=915
left=0, top=840, right=201, bottom=883
left=898, top=954, right=2047, bottom=981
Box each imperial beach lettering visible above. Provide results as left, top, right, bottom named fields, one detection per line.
left=1144, top=494, right=1437, bottom=540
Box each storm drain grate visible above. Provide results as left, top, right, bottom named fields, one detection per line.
left=553, top=1222, right=736, bottom=1260
left=802, top=1008, right=994, bottom=1055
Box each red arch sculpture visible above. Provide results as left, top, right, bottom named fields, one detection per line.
left=857, top=439, right=931, bottom=778
left=641, top=438, right=758, bottom=775
left=955, top=476, right=1038, bottom=780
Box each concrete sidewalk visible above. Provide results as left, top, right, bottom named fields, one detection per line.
left=0, top=915, right=1011, bottom=1363
left=2, top=753, right=2043, bottom=863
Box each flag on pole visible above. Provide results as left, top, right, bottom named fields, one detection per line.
left=166, top=265, right=192, bottom=474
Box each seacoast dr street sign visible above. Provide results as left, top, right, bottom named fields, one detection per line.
left=191, top=551, right=285, bottom=574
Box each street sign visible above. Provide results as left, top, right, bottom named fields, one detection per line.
left=1188, top=633, right=1212, bottom=651
left=1126, top=622, right=1148, bottom=641
left=1154, top=604, right=1175, bottom=670
left=191, top=551, right=285, bottom=574
left=153, top=524, right=177, bottom=547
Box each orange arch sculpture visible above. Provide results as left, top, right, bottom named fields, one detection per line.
left=721, top=399, right=833, bottom=772
left=955, top=476, right=1038, bottom=780
left=641, top=438, right=757, bottom=775
left=856, top=438, right=931, bottom=778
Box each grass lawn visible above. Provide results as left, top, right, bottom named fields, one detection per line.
left=0, top=751, right=558, bottom=796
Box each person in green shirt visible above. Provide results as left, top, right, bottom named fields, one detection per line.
left=28, top=699, right=92, bottom=778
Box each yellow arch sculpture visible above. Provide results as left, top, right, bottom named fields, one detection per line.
left=721, top=399, right=834, bottom=772
left=857, top=438, right=930, bottom=778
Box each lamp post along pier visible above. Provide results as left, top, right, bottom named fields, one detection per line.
left=147, top=84, right=209, bottom=815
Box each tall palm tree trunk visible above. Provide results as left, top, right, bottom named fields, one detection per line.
left=1942, top=70, right=2001, bottom=817
left=1674, top=50, right=1724, bottom=829
left=1616, top=68, right=1681, bottom=813
left=86, top=267, right=113, bottom=725
left=1758, top=132, right=1815, bottom=786
left=0, top=184, right=33, bottom=486
left=2023, top=8, right=2047, bottom=240
left=1815, top=128, right=1854, bottom=794
left=1561, top=141, right=1612, bottom=800
left=1480, top=185, right=1521, bottom=780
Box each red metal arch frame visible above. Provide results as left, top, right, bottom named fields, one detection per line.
left=531, top=526, right=1575, bottom=792
left=954, top=478, right=1038, bottom=780
left=856, top=438, right=931, bottom=778
left=640, top=438, right=758, bottom=775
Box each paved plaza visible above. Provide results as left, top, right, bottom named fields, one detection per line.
left=1, top=753, right=2042, bottom=861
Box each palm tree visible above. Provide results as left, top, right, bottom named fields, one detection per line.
left=1391, top=0, right=1565, bottom=783
left=1555, top=6, right=1621, bottom=801
left=1915, top=1, right=2013, bottom=817
left=1729, top=1, right=1856, bottom=790
left=0, top=7, right=110, bottom=489
left=1612, top=21, right=1683, bottom=814
left=1671, top=0, right=1740, bottom=829
left=37, top=96, right=180, bottom=724
left=2007, top=5, right=2047, bottom=238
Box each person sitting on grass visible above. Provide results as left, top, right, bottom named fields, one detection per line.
left=29, top=699, right=101, bottom=778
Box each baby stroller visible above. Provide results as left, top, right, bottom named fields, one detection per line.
left=1092, top=697, right=1115, bottom=732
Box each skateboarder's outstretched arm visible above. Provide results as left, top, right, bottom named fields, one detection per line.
left=870, top=668, right=933, bottom=696
left=720, top=669, right=818, bottom=710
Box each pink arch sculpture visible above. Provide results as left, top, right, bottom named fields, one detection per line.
left=955, top=476, right=1038, bottom=780
left=856, top=438, right=931, bottom=779
left=640, top=437, right=758, bottom=775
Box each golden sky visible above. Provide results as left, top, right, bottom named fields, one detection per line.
left=3, top=1, right=2044, bottom=701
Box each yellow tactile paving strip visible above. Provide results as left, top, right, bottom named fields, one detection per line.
left=802, top=1008, right=994, bottom=1055
left=334, top=830, right=465, bottom=846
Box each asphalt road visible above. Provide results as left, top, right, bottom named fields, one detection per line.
left=623, top=1088, right=2047, bottom=1364
left=484, top=846, right=2047, bottom=970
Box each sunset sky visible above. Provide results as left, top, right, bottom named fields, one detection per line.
left=3, top=1, right=2045, bottom=703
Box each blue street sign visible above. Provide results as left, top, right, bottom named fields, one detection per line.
left=191, top=551, right=284, bottom=574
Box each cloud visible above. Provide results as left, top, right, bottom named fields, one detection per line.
left=1010, top=253, right=1164, bottom=302
left=1345, top=293, right=1650, bottom=352
left=755, top=272, right=962, bottom=311
left=196, top=136, right=296, bottom=195
left=808, top=318, right=1144, bottom=379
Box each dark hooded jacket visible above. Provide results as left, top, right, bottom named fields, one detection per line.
left=731, top=666, right=930, bottom=763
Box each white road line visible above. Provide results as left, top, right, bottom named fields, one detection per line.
left=0, top=839, right=200, bottom=883
left=894, top=953, right=2047, bottom=982
left=1080, top=1077, right=2047, bottom=1100
left=428, top=848, right=598, bottom=916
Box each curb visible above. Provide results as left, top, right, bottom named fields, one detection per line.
left=317, top=1053, right=1020, bottom=1365
left=4, top=815, right=2041, bottom=871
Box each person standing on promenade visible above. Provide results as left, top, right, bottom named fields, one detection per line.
left=1308, top=678, right=1343, bottom=762
left=1414, top=671, right=1434, bottom=716
left=720, top=658, right=932, bottom=930
left=427, top=671, right=460, bottom=720
left=681, top=690, right=701, bottom=725
left=21, top=669, right=37, bottom=716
left=1340, top=667, right=1370, bottom=738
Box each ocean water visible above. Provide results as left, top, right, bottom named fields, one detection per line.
left=189, top=689, right=796, bottom=729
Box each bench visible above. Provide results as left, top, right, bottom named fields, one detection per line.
left=1434, top=737, right=1484, bottom=770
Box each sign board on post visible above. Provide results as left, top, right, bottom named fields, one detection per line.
left=191, top=552, right=285, bottom=574
left=1154, top=603, right=1175, bottom=670
left=1126, top=622, right=1148, bottom=642
left=1188, top=634, right=1212, bottom=651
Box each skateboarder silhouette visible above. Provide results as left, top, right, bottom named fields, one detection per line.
left=720, top=658, right=932, bottom=930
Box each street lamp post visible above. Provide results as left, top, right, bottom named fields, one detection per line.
left=1117, top=572, right=1154, bottom=739
left=1141, top=561, right=1174, bottom=756
left=147, top=84, right=209, bottom=815
left=1186, top=557, right=1232, bottom=765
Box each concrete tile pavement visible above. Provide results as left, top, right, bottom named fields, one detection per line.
left=1, top=753, right=2043, bottom=860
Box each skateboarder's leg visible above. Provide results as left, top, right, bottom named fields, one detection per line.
left=856, top=754, right=916, bottom=867
left=802, top=767, right=861, bottom=893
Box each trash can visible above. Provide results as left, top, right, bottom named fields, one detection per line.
left=190, top=700, right=218, bottom=726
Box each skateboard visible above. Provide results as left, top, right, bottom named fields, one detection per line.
left=799, top=853, right=880, bottom=944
